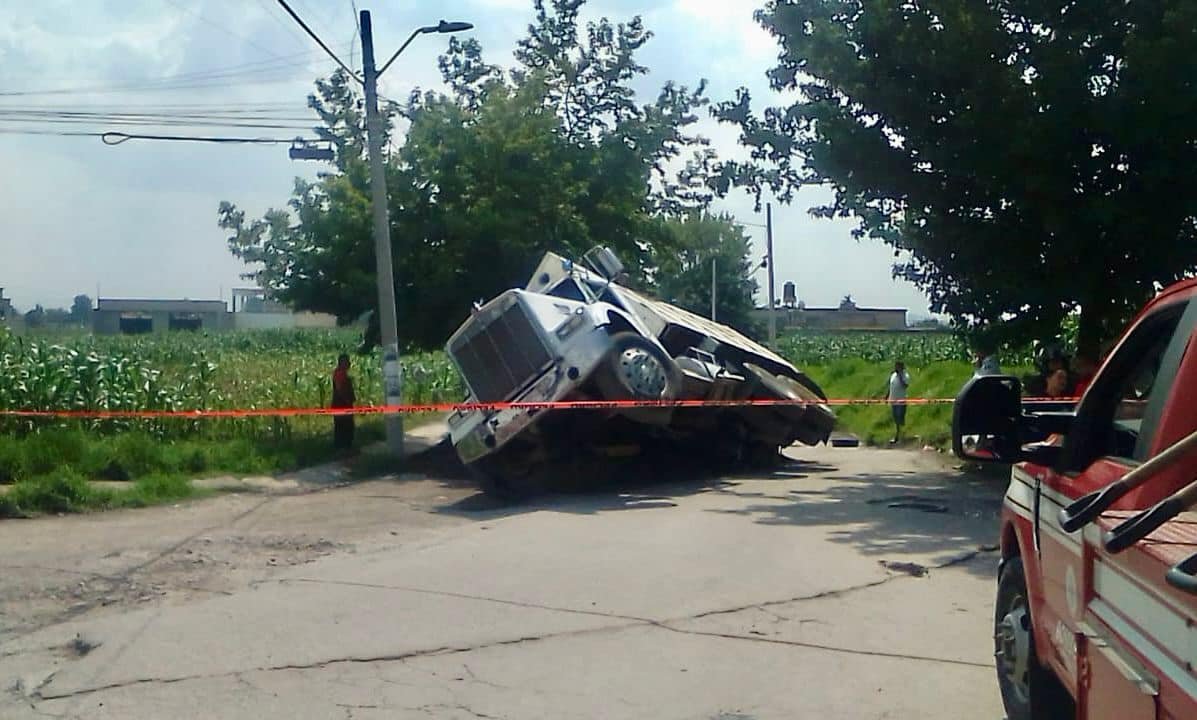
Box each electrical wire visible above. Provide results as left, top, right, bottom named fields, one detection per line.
left=254, top=0, right=317, bottom=49
left=274, top=0, right=359, bottom=81
left=349, top=0, right=361, bottom=72
left=0, top=117, right=315, bottom=131
left=0, top=109, right=316, bottom=122
left=0, top=101, right=307, bottom=112
left=0, top=41, right=353, bottom=99
left=163, top=0, right=296, bottom=63
left=0, top=128, right=317, bottom=145
left=101, top=132, right=301, bottom=145
left=0, top=65, right=336, bottom=98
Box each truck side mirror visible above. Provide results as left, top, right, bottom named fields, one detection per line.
left=952, top=375, right=1025, bottom=463
left=583, top=247, right=625, bottom=281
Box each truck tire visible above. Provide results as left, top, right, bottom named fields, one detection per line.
left=593, top=332, right=681, bottom=424
left=467, top=445, right=545, bottom=502
left=994, top=557, right=1074, bottom=720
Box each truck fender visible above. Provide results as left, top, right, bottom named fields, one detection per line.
left=594, top=307, right=670, bottom=355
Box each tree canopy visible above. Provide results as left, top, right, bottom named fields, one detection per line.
left=652, top=212, right=762, bottom=336
left=69, top=295, right=92, bottom=325
left=716, top=1, right=1197, bottom=352
left=219, top=0, right=740, bottom=350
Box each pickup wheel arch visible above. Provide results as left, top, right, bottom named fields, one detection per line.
left=1001, top=522, right=1021, bottom=565
left=995, top=557, right=1074, bottom=720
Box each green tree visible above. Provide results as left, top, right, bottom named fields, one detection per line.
left=23, top=305, right=45, bottom=329
left=69, top=295, right=92, bottom=325
left=652, top=212, right=761, bottom=337
left=715, top=1, right=1197, bottom=353
left=220, top=0, right=714, bottom=349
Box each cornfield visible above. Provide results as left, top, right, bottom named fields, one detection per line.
left=0, top=327, right=463, bottom=440
left=777, top=331, right=968, bottom=366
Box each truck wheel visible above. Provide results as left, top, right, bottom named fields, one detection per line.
left=467, top=447, right=543, bottom=503
left=994, top=557, right=1073, bottom=720
left=594, top=332, right=681, bottom=424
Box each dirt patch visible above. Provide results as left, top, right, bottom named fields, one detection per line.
left=0, top=470, right=477, bottom=640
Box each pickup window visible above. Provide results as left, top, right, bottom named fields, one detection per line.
left=1109, top=328, right=1172, bottom=458
left=1066, top=301, right=1189, bottom=469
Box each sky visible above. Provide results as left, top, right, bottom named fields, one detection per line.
left=0, top=0, right=935, bottom=319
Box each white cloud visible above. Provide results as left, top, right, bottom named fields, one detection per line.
left=0, top=0, right=931, bottom=317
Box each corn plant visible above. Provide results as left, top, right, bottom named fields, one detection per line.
left=0, top=326, right=464, bottom=442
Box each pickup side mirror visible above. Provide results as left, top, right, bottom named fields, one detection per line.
left=952, top=375, right=1025, bottom=463
left=952, top=374, right=1075, bottom=465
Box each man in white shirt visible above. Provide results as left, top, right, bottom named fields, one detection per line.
left=887, top=360, right=910, bottom=444
left=972, top=342, right=1001, bottom=377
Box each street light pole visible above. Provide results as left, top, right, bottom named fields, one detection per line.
left=766, top=202, right=777, bottom=346
left=359, top=10, right=405, bottom=455
left=275, top=2, right=471, bottom=457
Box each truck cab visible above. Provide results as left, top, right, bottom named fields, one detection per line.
left=444, top=247, right=835, bottom=497
left=954, top=279, right=1197, bottom=720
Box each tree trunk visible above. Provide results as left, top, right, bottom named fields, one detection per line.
left=1076, top=300, right=1106, bottom=358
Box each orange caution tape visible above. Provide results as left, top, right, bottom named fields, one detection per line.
left=0, top=396, right=1077, bottom=419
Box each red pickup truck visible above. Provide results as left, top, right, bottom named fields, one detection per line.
left=953, top=278, right=1197, bottom=720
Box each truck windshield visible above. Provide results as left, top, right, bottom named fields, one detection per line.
left=545, top=277, right=589, bottom=302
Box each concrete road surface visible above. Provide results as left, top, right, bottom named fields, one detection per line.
left=0, top=446, right=1007, bottom=719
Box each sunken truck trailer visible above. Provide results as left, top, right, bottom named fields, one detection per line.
left=444, top=247, right=836, bottom=497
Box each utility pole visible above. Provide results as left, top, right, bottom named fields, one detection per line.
left=276, top=1, right=472, bottom=457
left=359, top=10, right=405, bottom=456
left=711, top=257, right=718, bottom=322
left=766, top=202, right=777, bottom=346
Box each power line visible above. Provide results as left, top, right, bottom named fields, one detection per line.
left=0, top=109, right=315, bottom=122
left=0, top=71, right=334, bottom=98
left=0, top=128, right=107, bottom=139
left=0, top=65, right=329, bottom=98
left=349, top=0, right=361, bottom=72
left=0, top=117, right=315, bottom=131
left=289, top=0, right=345, bottom=37
left=163, top=0, right=295, bottom=63
left=0, top=101, right=308, bottom=112
left=0, top=36, right=353, bottom=99
left=0, top=128, right=314, bottom=145
left=101, top=132, right=305, bottom=145
left=274, top=0, right=359, bottom=80
left=254, top=0, right=317, bottom=49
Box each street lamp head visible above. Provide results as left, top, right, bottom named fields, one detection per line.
left=430, top=20, right=473, bottom=33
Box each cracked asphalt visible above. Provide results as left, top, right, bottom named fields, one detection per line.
left=0, top=445, right=1007, bottom=719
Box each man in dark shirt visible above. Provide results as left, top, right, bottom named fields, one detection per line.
left=332, top=354, right=356, bottom=451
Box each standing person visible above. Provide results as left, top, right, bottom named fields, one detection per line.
left=1043, top=349, right=1073, bottom=399
left=887, top=360, right=911, bottom=445
left=1072, top=351, right=1098, bottom=397
left=972, top=342, right=1001, bottom=377
left=331, top=353, right=356, bottom=452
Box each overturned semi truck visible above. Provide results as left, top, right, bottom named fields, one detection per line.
left=444, top=247, right=836, bottom=496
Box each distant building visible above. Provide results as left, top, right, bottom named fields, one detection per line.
left=93, top=298, right=232, bottom=335
left=753, top=294, right=907, bottom=332
left=231, top=287, right=289, bottom=314
left=0, top=287, right=22, bottom=333
left=229, top=288, right=337, bottom=330
left=92, top=292, right=339, bottom=335
left=0, top=288, right=13, bottom=322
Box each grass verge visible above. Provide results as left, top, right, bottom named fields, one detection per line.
left=0, top=417, right=389, bottom=517
left=0, top=470, right=212, bottom=518
left=805, top=359, right=1032, bottom=448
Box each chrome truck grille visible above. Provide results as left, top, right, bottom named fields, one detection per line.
left=449, top=300, right=553, bottom=403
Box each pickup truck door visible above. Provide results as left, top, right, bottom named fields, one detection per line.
left=1040, top=299, right=1196, bottom=718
